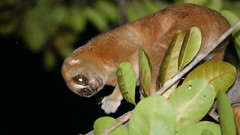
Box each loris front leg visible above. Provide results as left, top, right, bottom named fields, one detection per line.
left=101, top=84, right=123, bottom=114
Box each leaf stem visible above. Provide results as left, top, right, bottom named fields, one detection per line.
left=155, top=21, right=240, bottom=96
left=98, top=20, right=240, bottom=135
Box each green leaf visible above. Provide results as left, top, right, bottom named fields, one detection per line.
left=129, top=96, right=176, bottom=135
left=176, top=121, right=221, bottom=135
left=85, top=7, right=108, bottom=31
left=54, top=33, right=75, bottom=58
left=127, top=4, right=139, bottom=22
left=178, top=27, right=202, bottom=70
left=184, top=0, right=209, bottom=6
left=201, top=129, right=214, bottom=135
left=205, top=0, right=223, bottom=11
left=183, top=61, right=236, bottom=93
left=143, top=0, right=160, bottom=14
left=221, top=10, right=240, bottom=58
left=93, top=116, right=128, bottom=135
left=117, top=62, right=136, bottom=105
left=139, top=48, right=152, bottom=97
left=67, top=6, right=86, bottom=33
left=50, top=4, right=67, bottom=25
left=217, top=91, right=237, bottom=135
left=95, top=1, right=119, bottom=22
left=44, top=50, right=56, bottom=71
left=159, top=30, right=186, bottom=85
left=221, top=10, right=240, bottom=45
left=169, top=79, right=215, bottom=131
left=21, top=8, right=47, bottom=52
left=127, top=1, right=150, bottom=22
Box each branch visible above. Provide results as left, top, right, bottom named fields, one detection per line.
left=97, top=21, right=240, bottom=135
left=155, top=21, right=240, bottom=96
left=100, top=111, right=131, bottom=135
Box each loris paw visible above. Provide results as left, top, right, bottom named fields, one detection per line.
left=101, top=95, right=122, bottom=114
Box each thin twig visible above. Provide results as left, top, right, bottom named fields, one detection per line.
left=99, top=21, right=240, bottom=135
left=155, top=21, right=240, bottom=96
left=100, top=111, right=131, bottom=135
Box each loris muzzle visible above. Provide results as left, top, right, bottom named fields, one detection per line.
left=62, top=3, right=230, bottom=114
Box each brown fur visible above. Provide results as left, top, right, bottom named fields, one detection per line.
left=62, top=3, right=230, bottom=114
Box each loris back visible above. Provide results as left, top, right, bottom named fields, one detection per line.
left=62, top=4, right=230, bottom=114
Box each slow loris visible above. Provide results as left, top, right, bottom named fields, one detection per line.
left=61, top=4, right=230, bottom=114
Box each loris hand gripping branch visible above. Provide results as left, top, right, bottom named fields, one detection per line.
left=62, top=4, right=230, bottom=114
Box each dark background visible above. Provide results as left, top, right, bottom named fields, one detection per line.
left=2, top=25, right=237, bottom=135
left=1, top=24, right=135, bottom=135
left=1, top=1, right=239, bottom=134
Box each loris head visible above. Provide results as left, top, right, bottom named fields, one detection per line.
left=61, top=53, right=107, bottom=97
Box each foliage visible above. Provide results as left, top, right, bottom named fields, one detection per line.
left=183, top=61, right=236, bottom=93
left=217, top=91, right=237, bottom=135
left=1, top=0, right=239, bottom=133
left=129, top=96, right=176, bottom=135
left=221, top=10, right=240, bottom=71
left=117, top=62, right=137, bottom=105
left=94, top=116, right=128, bottom=135
left=1, top=0, right=239, bottom=70
left=0, top=0, right=119, bottom=70
left=139, top=48, right=152, bottom=97
left=93, top=26, right=239, bottom=134
left=169, top=79, right=215, bottom=131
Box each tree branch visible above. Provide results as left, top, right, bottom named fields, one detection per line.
left=100, top=111, right=131, bottom=135
left=94, top=21, right=240, bottom=135
left=155, top=21, right=240, bottom=96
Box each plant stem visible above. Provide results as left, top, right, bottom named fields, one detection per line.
left=155, top=21, right=240, bottom=96
left=99, top=21, right=240, bottom=135
left=100, top=111, right=131, bottom=135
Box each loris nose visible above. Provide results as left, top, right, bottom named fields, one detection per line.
left=90, top=83, right=98, bottom=92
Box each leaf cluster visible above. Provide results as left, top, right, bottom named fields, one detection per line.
left=0, top=0, right=119, bottom=70
left=93, top=26, right=240, bottom=135
left=1, top=0, right=240, bottom=70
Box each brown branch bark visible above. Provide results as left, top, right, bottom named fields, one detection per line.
left=90, top=21, right=240, bottom=135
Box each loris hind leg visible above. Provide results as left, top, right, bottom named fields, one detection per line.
left=101, top=84, right=123, bottom=114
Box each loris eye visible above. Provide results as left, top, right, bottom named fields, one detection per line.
left=78, top=88, right=92, bottom=96
left=72, top=74, right=88, bottom=86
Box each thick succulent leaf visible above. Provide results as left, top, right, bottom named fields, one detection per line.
left=139, top=48, right=152, bottom=97
left=217, top=91, right=237, bottom=135
left=117, top=62, right=136, bottom=105
left=169, top=79, right=215, bottom=131
left=129, top=96, right=176, bottom=135
left=178, top=27, right=202, bottom=70
left=183, top=61, right=236, bottom=93
left=176, top=121, right=221, bottom=135
left=93, top=116, right=128, bottom=135
left=233, top=105, right=240, bottom=134
left=159, top=30, right=186, bottom=85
